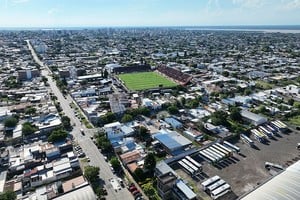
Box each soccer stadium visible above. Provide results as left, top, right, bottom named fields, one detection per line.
left=117, top=72, right=177, bottom=91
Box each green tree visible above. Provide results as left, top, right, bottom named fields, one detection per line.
left=22, top=122, right=38, bottom=136
left=167, top=105, right=179, bottom=115
left=4, top=117, right=18, bottom=128
left=110, top=156, right=121, bottom=170
left=229, top=106, right=242, bottom=122
left=48, top=129, right=68, bottom=142
left=211, top=110, right=229, bottom=126
left=0, top=190, right=17, bottom=200
left=133, top=168, right=145, bottom=182
left=121, top=114, right=133, bottom=123
left=222, top=70, right=229, bottom=77
left=137, top=126, right=150, bottom=141
left=144, top=153, right=156, bottom=172
left=61, top=116, right=71, bottom=130
left=84, top=166, right=99, bottom=183
left=244, top=88, right=252, bottom=95
left=25, top=107, right=36, bottom=115
left=142, top=182, right=159, bottom=200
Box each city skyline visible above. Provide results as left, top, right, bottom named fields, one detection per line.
left=0, top=0, right=300, bottom=27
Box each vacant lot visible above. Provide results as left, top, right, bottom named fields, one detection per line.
left=118, top=72, right=177, bottom=91
left=173, top=130, right=300, bottom=200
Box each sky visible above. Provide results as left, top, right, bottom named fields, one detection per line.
left=0, top=0, right=300, bottom=27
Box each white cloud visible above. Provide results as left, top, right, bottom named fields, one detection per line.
left=282, top=0, right=300, bottom=10
left=232, top=0, right=268, bottom=9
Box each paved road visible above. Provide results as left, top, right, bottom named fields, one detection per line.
left=27, top=40, right=134, bottom=200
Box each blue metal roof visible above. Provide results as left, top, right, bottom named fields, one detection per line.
left=153, top=133, right=184, bottom=150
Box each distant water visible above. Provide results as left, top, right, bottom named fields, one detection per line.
left=183, top=25, right=300, bottom=33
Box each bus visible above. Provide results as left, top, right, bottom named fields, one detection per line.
left=205, top=148, right=223, bottom=161
left=271, top=121, right=282, bottom=129
left=215, top=143, right=233, bottom=156
left=207, top=179, right=226, bottom=193
left=201, top=175, right=220, bottom=190
left=251, top=129, right=266, bottom=139
left=252, top=131, right=264, bottom=143
left=212, top=144, right=231, bottom=157
left=178, top=161, right=195, bottom=176
left=185, top=156, right=202, bottom=170
left=265, top=124, right=278, bottom=135
left=240, top=134, right=254, bottom=147
left=181, top=159, right=199, bottom=173
left=202, top=149, right=221, bottom=162
left=258, top=126, right=274, bottom=138
left=209, top=147, right=226, bottom=158
left=223, top=141, right=240, bottom=154
left=276, top=120, right=287, bottom=128
left=199, top=151, right=218, bottom=163
left=211, top=183, right=231, bottom=199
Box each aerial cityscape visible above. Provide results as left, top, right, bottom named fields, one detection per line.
left=0, top=1, right=300, bottom=200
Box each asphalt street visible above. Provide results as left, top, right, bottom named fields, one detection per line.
left=27, top=40, right=134, bottom=200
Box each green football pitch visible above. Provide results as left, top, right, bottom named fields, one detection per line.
left=117, top=72, right=177, bottom=91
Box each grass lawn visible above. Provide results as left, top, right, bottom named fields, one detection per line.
left=288, top=115, right=300, bottom=126
left=255, top=80, right=274, bottom=89
left=118, top=72, right=177, bottom=91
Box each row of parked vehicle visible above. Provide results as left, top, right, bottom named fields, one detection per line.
left=74, top=144, right=86, bottom=158
left=128, top=183, right=144, bottom=200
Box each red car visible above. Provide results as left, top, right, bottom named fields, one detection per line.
left=129, top=186, right=137, bottom=192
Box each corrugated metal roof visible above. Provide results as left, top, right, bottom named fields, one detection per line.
left=241, top=160, right=300, bottom=200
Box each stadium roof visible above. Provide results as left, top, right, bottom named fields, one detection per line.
left=241, top=160, right=300, bottom=200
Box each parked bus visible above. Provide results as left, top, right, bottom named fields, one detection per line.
left=252, top=131, right=264, bottom=143
left=215, top=143, right=233, bottom=156
left=271, top=121, right=282, bottom=129
left=223, top=141, right=240, bottom=154
left=265, top=162, right=284, bottom=170
left=205, top=148, right=223, bottom=161
left=178, top=161, right=195, bottom=176
left=185, top=156, right=202, bottom=169
left=240, top=134, right=254, bottom=147
left=211, top=183, right=231, bottom=199
left=212, top=144, right=231, bottom=157
left=201, top=175, right=220, bottom=190
left=251, top=129, right=266, bottom=139
left=265, top=124, right=279, bottom=135
left=209, top=146, right=226, bottom=158
left=276, top=120, right=287, bottom=128
left=259, top=126, right=274, bottom=138
left=207, top=179, right=226, bottom=194
left=199, top=151, right=218, bottom=163
left=203, top=149, right=221, bottom=162
left=181, top=159, right=199, bottom=173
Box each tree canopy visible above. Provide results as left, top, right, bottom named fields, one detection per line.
left=110, top=156, right=121, bottom=170
left=0, top=190, right=17, bottom=200
left=211, top=110, right=229, bottom=126
left=229, top=106, right=242, bottom=122
left=22, top=122, right=38, bottom=136
left=84, top=166, right=99, bottom=183
left=144, top=153, right=156, bottom=172
left=48, top=129, right=68, bottom=142
left=4, top=117, right=18, bottom=128
left=121, top=114, right=133, bottom=123
left=167, top=105, right=179, bottom=115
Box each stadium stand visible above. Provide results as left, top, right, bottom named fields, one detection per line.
left=113, top=64, right=151, bottom=74
left=157, top=65, right=192, bottom=85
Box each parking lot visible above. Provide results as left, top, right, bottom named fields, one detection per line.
left=173, top=129, right=300, bottom=200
